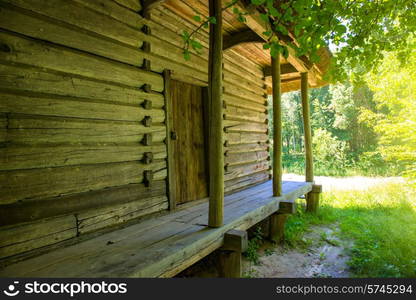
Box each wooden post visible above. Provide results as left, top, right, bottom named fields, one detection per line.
left=301, top=72, right=313, bottom=182
left=271, top=54, right=282, bottom=196
left=301, top=72, right=320, bottom=213
left=218, top=230, right=247, bottom=278
left=269, top=213, right=288, bottom=244
left=163, top=69, right=176, bottom=210
left=208, top=0, right=224, bottom=227
left=306, top=184, right=322, bottom=213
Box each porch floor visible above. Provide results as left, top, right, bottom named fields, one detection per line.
left=0, top=180, right=312, bottom=277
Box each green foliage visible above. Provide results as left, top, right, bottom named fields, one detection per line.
left=277, top=82, right=389, bottom=176
left=313, top=128, right=349, bottom=173
left=285, top=182, right=416, bottom=277
left=184, top=0, right=416, bottom=81
left=243, top=226, right=263, bottom=265
left=364, top=47, right=416, bottom=181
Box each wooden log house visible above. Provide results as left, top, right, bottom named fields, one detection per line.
left=0, top=0, right=330, bottom=277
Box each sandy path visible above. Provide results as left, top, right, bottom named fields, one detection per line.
left=243, top=225, right=351, bottom=278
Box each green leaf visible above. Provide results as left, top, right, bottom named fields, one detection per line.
left=193, top=15, right=201, bottom=22
left=268, top=7, right=279, bottom=17
left=190, top=40, right=202, bottom=50
left=237, top=15, right=246, bottom=23
left=263, top=43, right=271, bottom=49
left=181, top=30, right=190, bottom=42
left=277, top=24, right=288, bottom=35
left=183, top=49, right=191, bottom=61
left=208, top=17, right=216, bottom=24
left=335, top=24, right=347, bottom=35
left=259, top=13, right=269, bottom=22
left=282, top=46, right=289, bottom=59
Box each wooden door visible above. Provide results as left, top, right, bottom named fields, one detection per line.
left=170, top=80, right=209, bottom=204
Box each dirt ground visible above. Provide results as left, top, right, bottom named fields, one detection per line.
left=243, top=224, right=351, bottom=278
left=242, top=175, right=404, bottom=278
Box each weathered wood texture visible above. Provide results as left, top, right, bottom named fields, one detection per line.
left=163, top=70, right=176, bottom=210
left=301, top=72, right=314, bottom=182
left=208, top=0, right=224, bottom=227
left=170, top=80, right=209, bottom=204
left=269, top=213, right=288, bottom=244
left=0, top=0, right=271, bottom=259
left=272, top=55, right=282, bottom=196
left=0, top=180, right=312, bottom=277
left=148, top=2, right=270, bottom=193
left=0, top=0, right=168, bottom=259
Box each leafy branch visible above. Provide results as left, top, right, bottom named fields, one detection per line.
left=181, top=0, right=243, bottom=60
left=181, top=0, right=416, bottom=82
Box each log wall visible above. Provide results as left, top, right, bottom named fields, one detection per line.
left=0, top=0, right=270, bottom=260
left=150, top=2, right=271, bottom=194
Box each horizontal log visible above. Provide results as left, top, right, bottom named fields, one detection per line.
left=225, top=132, right=268, bottom=145
left=0, top=30, right=163, bottom=91
left=150, top=5, right=264, bottom=79
left=0, top=215, right=76, bottom=259
left=0, top=2, right=209, bottom=87
left=74, top=0, right=148, bottom=29
left=0, top=180, right=167, bottom=226
left=225, top=142, right=269, bottom=154
left=7, top=114, right=165, bottom=131
left=224, top=87, right=266, bottom=105
left=224, top=121, right=268, bottom=133
left=224, top=107, right=267, bottom=124
left=1, top=0, right=145, bottom=50
left=4, top=117, right=166, bottom=144
left=157, top=2, right=265, bottom=77
left=0, top=63, right=164, bottom=107
left=225, top=170, right=270, bottom=193
left=0, top=91, right=165, bottom=123
left=0, top=143, right=166, bottom=171
left=78, top=196, right=168, bottom=234
left=225, top=150, right=269, bottom=166
left=1, top=160, right=167, bottom=205
left=223, top=70, right=266, bottom=96
left=224, top=95, right=267, bottom=113
left=224, top=160, right=270, bottom=181
left=113, top=0, right=142, bottom=11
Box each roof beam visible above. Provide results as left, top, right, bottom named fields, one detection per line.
left=264, top=64, right=298, bottom=77
left=223, top=29, right=264, bottom=50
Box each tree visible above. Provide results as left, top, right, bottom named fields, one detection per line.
left=364, top=48, right=416, bottom=178
left=183, top=0, right=416, bottom=81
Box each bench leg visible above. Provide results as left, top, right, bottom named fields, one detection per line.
left=269, top=213, right=288, bottom=244
left=306, top=184, right=322, bottom=213
left=218, top=230, right=247, bottom=278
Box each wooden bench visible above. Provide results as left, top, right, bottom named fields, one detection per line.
left=0, top=180, right=312, bottom=277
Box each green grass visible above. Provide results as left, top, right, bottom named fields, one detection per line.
left=284, top=182, right=416, bottom=277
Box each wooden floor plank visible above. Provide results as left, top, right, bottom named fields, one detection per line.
left=0, top=180, right=312, bottom=277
